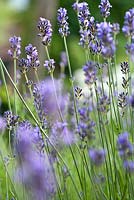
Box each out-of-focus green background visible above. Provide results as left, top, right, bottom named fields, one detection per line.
left=0, top=0, right=134, bottom=71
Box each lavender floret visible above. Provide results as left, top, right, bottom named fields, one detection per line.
left=25, top=44, right=40, bottom=68
left=8, top=36, right=21, bottom=58
left=83, top=61, right=97, bottom=86
left=37, top=17, right=52, bottom=46
left=44, top=59, right=55, bottom=73
left=57, top=8, right=70, bottom=37
left=99, top=0, right=112, bottom=19
left=122, top=8, right=134, bottom=38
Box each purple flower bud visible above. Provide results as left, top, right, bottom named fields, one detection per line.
left=18, top=58, right=29, bottom=73
left=37, top=17, right=52, bottom=46
left=89, top=148, right=106, bottom=166
left=8, top=36, right=21, bottom=58
left=99, top=0, right=112, bottom=19
left=83, top=61, right=97, bottom=86
left=97, top=22, right=116, bottom=57
left=112, top=23, right=120, bottom=35
left=25, top=44, right=40, bottom=68
left=4, top=111, right=19, bottom=130
left=73, top=2, right=90, bottom=28
left=57, top=8, right=70, bottom=37
left=44, top=59, right=55, bottom=73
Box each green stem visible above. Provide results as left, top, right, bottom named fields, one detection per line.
left=0, top=60, right=11, bottom=111
left=13, top=52, right=17, bottom=114
left=63, top=36, right=79, bottom=126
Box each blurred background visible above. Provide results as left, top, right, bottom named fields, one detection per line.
left=1, top=0, right=134, bottom=69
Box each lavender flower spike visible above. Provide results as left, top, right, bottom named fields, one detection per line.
left=37, top=17, right=52, bottom=46
left=122, top=8, right=134, bottom=38
left=44, top=59, right=55, bottom=73
left=99, top=0, right=112, bottom=19
left=8, top=36, right=21, bottom=58
left=25, top=44, right=40, bottom=69
left=57, top=8, right=70, bottom=37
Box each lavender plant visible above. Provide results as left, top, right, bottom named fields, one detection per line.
left=1, top=1, right=134, bottom=200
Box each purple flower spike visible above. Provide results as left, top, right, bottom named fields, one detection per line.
left=97, top=22, right=116, bottom=57
left=37, top=17, right=52, bottom=46
left=44, top=59, right=55, bottom=73
left=99, top=0, right=112, bottom=19
left=117, top=132, right=133, bottom=158
left=25, top=44, right=40, bottom=69
left=89, top=148, right=106, bottom=166
left=73, top=2, right=90, bottom=28
left=83, top=61, right=97, bottom=86
left=122, top=8, right=134, bottom=38
left=57, top=8, right=70, bottom=37
left=8, top=36, right=21, bottom=58
left=126, top=42, right=134, bottom=61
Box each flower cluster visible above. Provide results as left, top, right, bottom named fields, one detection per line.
left=122, top=8, right=134, bottom=38
left=37, top=17, right=52, bottom=46
left=4, top=111, right=19, bottom=130
left=8, top=36, right=21, bottom=58
left=25, top=44, right=40, bottom=69
left=97, top=22, right=116, bottom=58
left=57, top=8, right=70, bottom=37
left=99, top=0, right=112, bottom=19
left=44, top=59, right=55, bottom=73
left=83, top=61, right=97, bottom=86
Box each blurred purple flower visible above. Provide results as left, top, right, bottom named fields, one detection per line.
left=60, top=51, right=67, bottom=68
left=50, top=121, right=75, bottom=147
left=0, top=116, right=6, bottom=132
left=89, top=148, right=106, bottom=166
left=117, top=132, right=133, bottom=158
left=99, top=0, right=112, bottom=19
left=57, top=8, right=70, bottom=37
left=37, top=17, right=52, bottom=46
left=83, top=61, right=97, bottom=86
left=8, top=36, right=21, bottom=58
left=15, top=121, right=56, bottom=199
left=126, top=42, right=134, bottom=61
left=33, top=78, right=68, bottom=122
left=97, top=22, right=116, bottom=57
left=122, top=8, right=134, bottom=38
left=123, top=160, right=134, bottom=173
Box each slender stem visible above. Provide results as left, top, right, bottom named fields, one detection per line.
left=63, top=36, right=79, bottom=126
left=0, top=60, right=11, bottom=111
left=13, top=52, right=17, bottom=114
left=24, top=72, right=33, bottom=98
